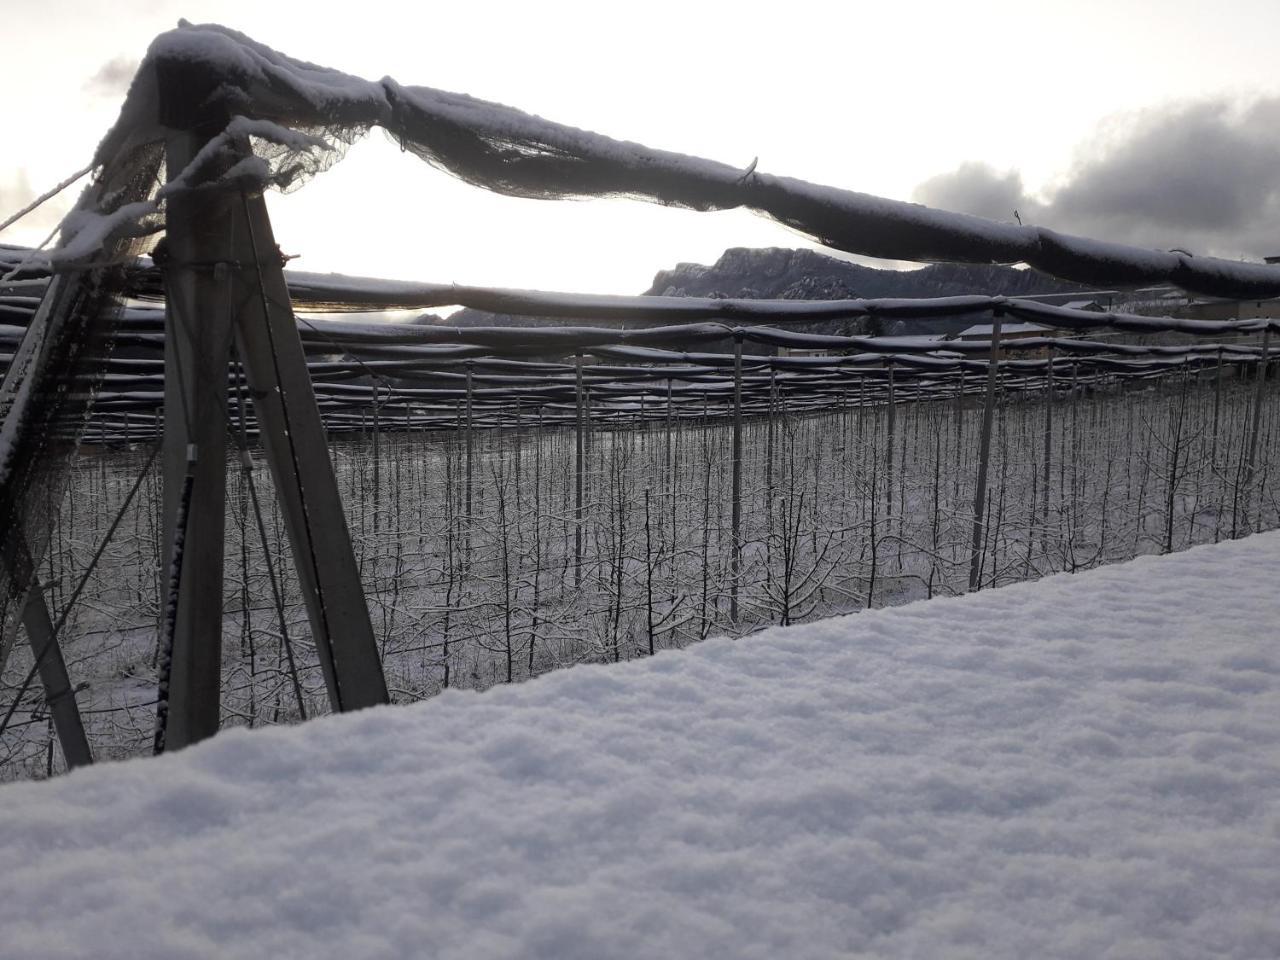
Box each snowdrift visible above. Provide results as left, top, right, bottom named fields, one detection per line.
left=2, top=535, right=1279, bottom=959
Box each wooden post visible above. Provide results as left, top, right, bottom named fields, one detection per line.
left=968, top=312, right=1004, bottom=591
left=232, top=188, right=389, bottom=712
left=158, top=129, right=237, bottom=750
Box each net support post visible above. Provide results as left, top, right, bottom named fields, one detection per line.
left=230, top=188, right=389, bottom=713
left=159, top=130, right=237, bottom=750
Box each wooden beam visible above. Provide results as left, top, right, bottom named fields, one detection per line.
left=21, top=583, right=92, bottom=768
left=231, top=189, right=388, bottom=712
left=158, top=130, right=236, bottom=750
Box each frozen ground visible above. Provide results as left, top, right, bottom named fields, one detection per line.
left=2, top=534, right=1279, bottom=959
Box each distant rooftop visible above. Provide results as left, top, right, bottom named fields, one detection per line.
left=957, top=321, right=1051, bottom=338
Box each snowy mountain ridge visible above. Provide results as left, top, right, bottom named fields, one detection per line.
left=438, top=247, right=1088, bottom=335
left=646, top=246, right=1086, bottom=302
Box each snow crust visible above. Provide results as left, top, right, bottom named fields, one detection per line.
left=3, top=535, right=1279, bottom=958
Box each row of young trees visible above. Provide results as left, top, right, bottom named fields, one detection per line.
left=2, top=360, right=1276, bottom=777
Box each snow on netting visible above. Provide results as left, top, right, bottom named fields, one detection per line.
left=3, top=340, right=1278, bottom=775
left=46, top=20, right=1280, bottom=298
left=2, top=535, right=1278, bottom=959
left=0, top=146, right=162, bottom=650
left=4, top=19, right=1280, bottom=776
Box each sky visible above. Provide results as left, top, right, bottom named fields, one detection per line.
left=3, top=0, right=1280, bottom=294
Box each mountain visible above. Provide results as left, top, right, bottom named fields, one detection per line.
left=432, top=247, right=1091, bottom=337
left=644, top=248, right=1090, bottom=335
left=647, top=247, right=1087, bottom=300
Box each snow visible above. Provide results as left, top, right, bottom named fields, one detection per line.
left=3, top=535, right=1280, bottom=958
left=48, top=201, right=160, bottom=266
left=156, top=116, right=332, bottom=200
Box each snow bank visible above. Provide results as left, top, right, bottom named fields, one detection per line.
left=3, top=536, right=1280, bottom=959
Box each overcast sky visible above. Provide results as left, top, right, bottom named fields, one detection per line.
left=3, top=0, right=1280, bottom=292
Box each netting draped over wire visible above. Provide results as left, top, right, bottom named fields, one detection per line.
left=0, top=144, right=163, bottom=649
left=4, top=21, right=1280, bottom=711
left=42, top=19, right=1280, bottom=299
left=3, top=20, right=1280, bottom=773
left=1, top=256, right=1276, bottom=443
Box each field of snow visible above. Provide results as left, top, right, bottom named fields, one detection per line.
left=2, top=532, right=1278, bottom=958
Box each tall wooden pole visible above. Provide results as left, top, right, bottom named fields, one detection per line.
left=159, top=115, right=388, bottom=748
left=158, top=129, right=237, bottom=750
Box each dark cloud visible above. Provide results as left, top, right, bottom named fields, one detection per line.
left=914, top=162, right=1034, bottom=224
left=912, top=98, right=1280, bottom=261
left=83, top=56, right=139, bottom=97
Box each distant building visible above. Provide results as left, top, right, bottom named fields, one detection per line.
left=1178, top=297, right=1280, bottom=323
left=952, top=320, right=1055, bottom=359
left=955, top=321, right=1053, bottom=340
left=1171, top=257, right=1280, bottom=326
left=1060, top=299, right=1107, bottom=313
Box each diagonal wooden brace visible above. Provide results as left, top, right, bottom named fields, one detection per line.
left=161, top=131, right=387, bottom=751
left=21, top=581, right=92, bottom=768
left=229, top=189, right=388, bottom=713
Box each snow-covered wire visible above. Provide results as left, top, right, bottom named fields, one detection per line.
left=0, top=163, right=94, bottom=236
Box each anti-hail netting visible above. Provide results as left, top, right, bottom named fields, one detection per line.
left=4, top=20, right=1280, bottom=774
left=0, top=144, right=163, bottom=655
left=5, top=367, right=1280, bottom=776
left=38, top=19, right=1280, bottom=299
left=1, top=265, right=1276, bottom=444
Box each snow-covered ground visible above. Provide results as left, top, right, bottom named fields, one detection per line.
left=3, top=535, right=1279, bottom=959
